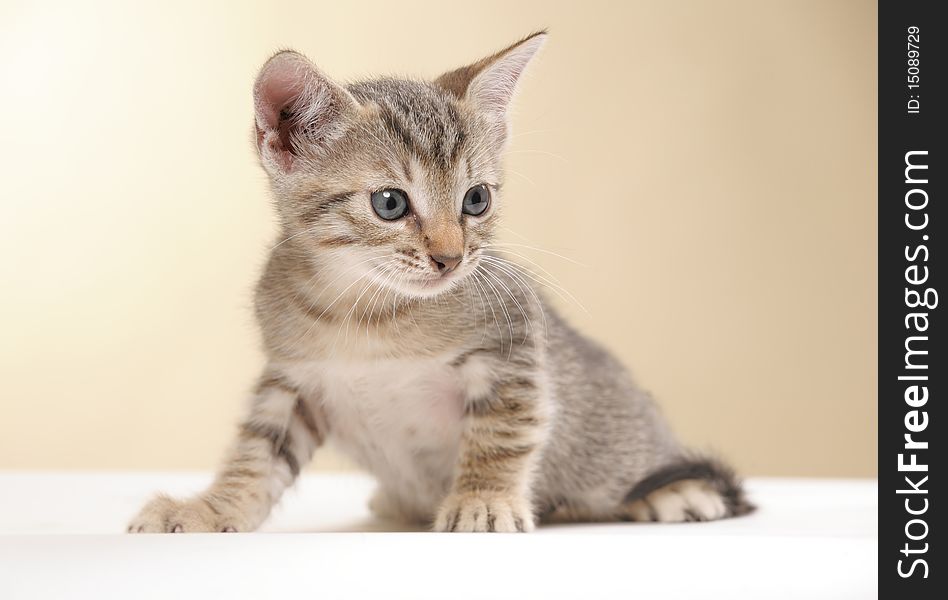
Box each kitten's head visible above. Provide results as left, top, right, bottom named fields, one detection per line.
left=253, top=32, right=545, bottom=298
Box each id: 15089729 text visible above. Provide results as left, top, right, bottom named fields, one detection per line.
left=906, top=26, right=920, bottom=114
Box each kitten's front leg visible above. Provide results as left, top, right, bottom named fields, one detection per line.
left=128, top=370, right=326, bottom=533
left=435, top=371, right=548, bottom=533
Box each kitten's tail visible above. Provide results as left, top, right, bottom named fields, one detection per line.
left=622, top=456, right=755, bottom=522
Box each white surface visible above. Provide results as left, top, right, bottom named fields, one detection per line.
left=0, top=472, right=877, bottom=599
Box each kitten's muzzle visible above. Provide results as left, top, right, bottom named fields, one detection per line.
left=429, top=253, right=462, bottom=274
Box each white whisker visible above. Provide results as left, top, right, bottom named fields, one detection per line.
left=480, top=264, right=532, bottom=344
left=478, top=256, right=548, bottom=340
left=480, top=254, right=588, bottom=314
left=474, top=266, right=515, bottom=358
left=483, top=242, right=586, bottom=267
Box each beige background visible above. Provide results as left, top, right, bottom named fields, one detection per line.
left=0, top=0, right=876, bottom=476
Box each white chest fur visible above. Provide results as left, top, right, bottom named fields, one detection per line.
left=283, top=356, right=474, bottom=518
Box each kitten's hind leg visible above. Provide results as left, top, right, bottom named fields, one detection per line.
left=128, top=370, right=327, bottom=533
left=620, top=458, right=754, bottom=523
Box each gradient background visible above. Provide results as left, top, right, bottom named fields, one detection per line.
left=0, top=0, right=877, bottom=476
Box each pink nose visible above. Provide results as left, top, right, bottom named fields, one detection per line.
left=429, top=254, right=462, bottom=273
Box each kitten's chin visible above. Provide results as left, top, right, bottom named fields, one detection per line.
left=397, top=274, right=462, bottom=299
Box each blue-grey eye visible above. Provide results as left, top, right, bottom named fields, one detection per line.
left=371, top=189, right=409, bottom=220
left=462, top=184, right=490, bottom=216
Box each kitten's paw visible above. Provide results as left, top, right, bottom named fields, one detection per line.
left=127, top=494, right=243, bottom=533
left=434, top=491, right=534, bottom=533
left=626, top=479, right=727, bottom=522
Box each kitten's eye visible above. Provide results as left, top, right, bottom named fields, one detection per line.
left=371, top=189, right=410, bottom=220
left=462, top=184, right=491, bottom=216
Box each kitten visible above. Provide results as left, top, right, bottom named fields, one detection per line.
left=129, top=31, right=751, bottom=533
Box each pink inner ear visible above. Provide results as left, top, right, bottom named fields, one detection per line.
left=254, top=56, right=314, bottom=170
left=255, top=66, right=305, bottom=131
left=253, top=52, right=353, bottom=171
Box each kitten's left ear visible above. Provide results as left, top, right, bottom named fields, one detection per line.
left=435, top=30, right=547, bottom=116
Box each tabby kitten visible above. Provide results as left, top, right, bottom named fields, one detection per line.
left=129, top=31, right=751, bottom=534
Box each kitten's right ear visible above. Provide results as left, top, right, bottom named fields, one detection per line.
left=253, top=51, right=357, bottom=175
left=435, top=31, right=547, bottom=117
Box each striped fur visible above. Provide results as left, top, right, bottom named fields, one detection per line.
left=129, top=32, right=750, bottom=534
left=128, top=374, right=325, bottom=532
